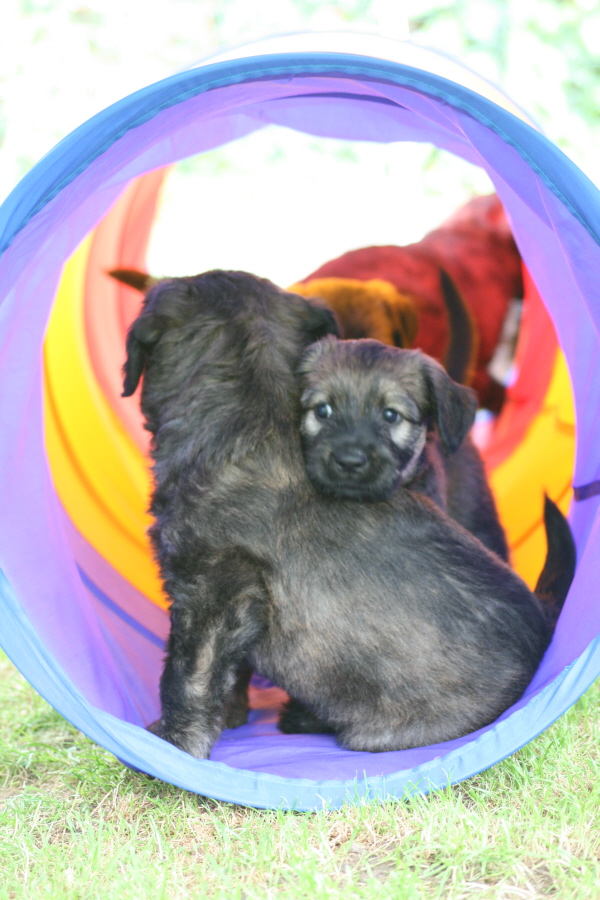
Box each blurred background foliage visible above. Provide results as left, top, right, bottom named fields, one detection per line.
left=0, top=1, right=598, bottom=278
left=409, top=0, right=600, bottom=165
left=1, top=0, right=599, bottom=191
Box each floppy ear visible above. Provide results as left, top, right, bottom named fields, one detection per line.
left=122, top=313, right=164, bottom=397
left=423, top=356, right=478, bottom=455
left=303, top=301, right=341, bottom=342
left=297, top=334, right=337, bottom=379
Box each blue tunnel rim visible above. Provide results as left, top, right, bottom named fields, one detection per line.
left=1, top=565, right=599, bottom=811
left=1, top=50, right=600, bottom=260
left=1, top=49, right=599, bottom=809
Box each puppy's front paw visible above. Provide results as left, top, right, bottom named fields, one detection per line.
left=145, top=719, right=213, bottom=758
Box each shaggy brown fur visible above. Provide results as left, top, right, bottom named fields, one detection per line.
left=304, top=194, right=522, bottom=411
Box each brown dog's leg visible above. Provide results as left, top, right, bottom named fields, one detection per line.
left=155, top=558, right=266, bottom=758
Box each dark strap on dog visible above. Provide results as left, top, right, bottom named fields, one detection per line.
left=573, top=479, right=600, bottom=502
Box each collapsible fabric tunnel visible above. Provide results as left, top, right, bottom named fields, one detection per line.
left=1, top=33, right=600, bottom=811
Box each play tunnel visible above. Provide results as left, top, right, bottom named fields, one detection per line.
left=1, top=34, right=598, bottom=810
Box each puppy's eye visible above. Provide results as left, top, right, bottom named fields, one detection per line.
left=315, top=403, right=333, bottom=420
left=383, top=408, right=402, bottom=424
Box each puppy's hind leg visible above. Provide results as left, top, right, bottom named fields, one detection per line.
left=223, top=660, right=253, bottom=729
left=278, top=698, right=334, bottom=735
left=156, top=555, right=266, bottom=758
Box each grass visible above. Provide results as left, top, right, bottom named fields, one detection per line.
left=1, top=649, right=599, bottom=899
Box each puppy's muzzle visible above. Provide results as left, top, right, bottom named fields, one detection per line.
left=323, top=437, right=396, bottom=500
left=333, top=446, right=369, bottom=473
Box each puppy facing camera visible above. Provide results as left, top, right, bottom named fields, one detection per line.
left=298, top=337, right=476, bottom=501
left=298, top=337, right=509, bottom=560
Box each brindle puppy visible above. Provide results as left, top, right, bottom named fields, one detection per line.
left=298, top=337, right=508, bottom=559
left=111, top=266, right=504, bottom=557
left=123, top=270, right=574, bottom=758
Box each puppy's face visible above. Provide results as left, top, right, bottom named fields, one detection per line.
left=298, top=338, right=477, bottom=502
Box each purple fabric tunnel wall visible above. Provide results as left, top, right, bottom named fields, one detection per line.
left=0, top=38, right=599, bottom=809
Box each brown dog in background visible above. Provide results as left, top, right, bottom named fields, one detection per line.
left=303, top=194, right=522, bottom=412
left=290, top=277, right=419, bottom=347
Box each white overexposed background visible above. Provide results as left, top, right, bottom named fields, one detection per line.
left=1, top=1, right=598, bottom=286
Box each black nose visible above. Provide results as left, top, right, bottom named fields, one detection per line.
left=333, top=448, right=368, bottom=472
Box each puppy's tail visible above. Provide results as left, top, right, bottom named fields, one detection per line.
left=107, top=268, right=157, bottom=292
left=440, top=269, right=478, bottom=386
left=534, top=495, right=576, bottom=630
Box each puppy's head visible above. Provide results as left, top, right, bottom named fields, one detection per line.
left=121, top=269, right=339, bottom=433
left=298, top=338, right=477, bottom=502
left=290, top=277, right=419, bottom=348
